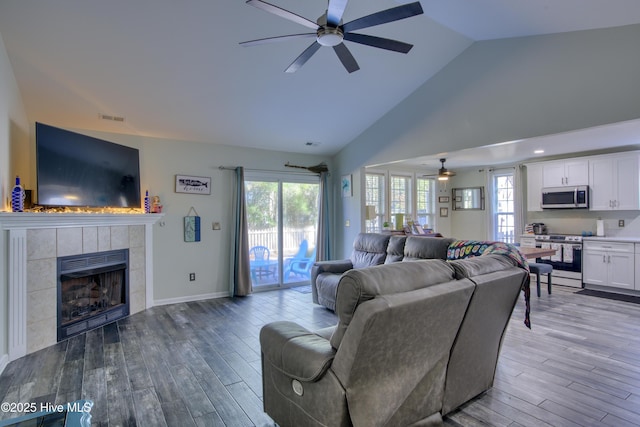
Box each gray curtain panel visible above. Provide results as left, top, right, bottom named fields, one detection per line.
left=230, top=167, right=252, bottom=296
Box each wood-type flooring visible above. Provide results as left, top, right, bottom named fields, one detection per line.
left=0, top=285, right=639, bottom=426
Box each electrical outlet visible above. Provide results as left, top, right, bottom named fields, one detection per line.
left=189, top=273, right=196, bottom=281
left=619, top=219, right=625, bottom=227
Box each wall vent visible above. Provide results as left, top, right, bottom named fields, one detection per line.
left=99, top=113, right=125, bottom=122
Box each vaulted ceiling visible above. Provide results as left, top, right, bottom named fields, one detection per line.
left=2, top=0, right=640, bottom=161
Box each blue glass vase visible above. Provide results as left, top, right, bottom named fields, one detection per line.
left=11, top=176, right=25, bottom=212
left=144, top=190, right=150, bottom=213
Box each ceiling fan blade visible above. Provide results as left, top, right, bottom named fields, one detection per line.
left=240, top=33, right=316, bottom=47
left=246, top=0, right=319, bottom=30
left=342, top=1, right=424, bottom=33
left=326, top=0, right=349, bottom=27
left=343, top=32, right=413, bottom=53
left=333, top=43, right=360, bottom=73
left=285, top=42, right=322, bottom=73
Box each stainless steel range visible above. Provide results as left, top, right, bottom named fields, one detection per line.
left=520, top=234, right=583, bottom=288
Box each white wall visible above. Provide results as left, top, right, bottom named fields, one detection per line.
left=447, top=169, right=488, bottom=241
left=0, top=31, right=29, bottom=367
left=334, top=24, right=640, bottom=257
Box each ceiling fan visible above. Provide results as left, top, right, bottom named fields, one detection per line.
left=424, top=158, right=457, bottom=181
left=240, top=0, right=424, bottom=73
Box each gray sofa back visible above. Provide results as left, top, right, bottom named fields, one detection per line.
left=442, top=255, right=528, bottom=414
left=403, top=235, right=454, bottom=261
left=350, top=232, right=390, bottom=268
left=331, top=277, right=475, bottom=426
left=330, top=259, right=456, bottom=348
left=312, top=233, right=457, bottom=311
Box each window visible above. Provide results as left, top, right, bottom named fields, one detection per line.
left=492, top=172, right=515, bottom=243
left=416, top=177, right=435, bottom=229
left=365, top=171, right=435, bottom=232
left=365, top=173, right=385, bottom=232
left=390, top=174, right=411, bottom=229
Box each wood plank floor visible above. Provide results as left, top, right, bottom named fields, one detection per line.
left=1, top=285, right=639, bottom=426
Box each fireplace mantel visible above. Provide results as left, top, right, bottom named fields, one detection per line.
left=1, top=212, right=163, bottom=362
left=0, top=212, right=162, bottom=229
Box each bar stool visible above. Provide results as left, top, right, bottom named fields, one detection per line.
left=529, top=262, right=552, bottom=297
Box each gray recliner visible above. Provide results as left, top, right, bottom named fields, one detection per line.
left=261, top=255, right=528, bottom=426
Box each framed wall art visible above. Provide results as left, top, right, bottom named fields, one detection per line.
left=341, top=174, right=352, bottom=197
left=176, top=175, right=211, bottom=195
left=439, top=207, right=449, bottom=217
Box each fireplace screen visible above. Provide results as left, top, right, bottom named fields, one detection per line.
left=57, top=249, right=129, bottom=341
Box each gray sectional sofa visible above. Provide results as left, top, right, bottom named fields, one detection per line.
left=260, top=254, right=529, bottom=426
left=311, top=233, right=455, bottom=311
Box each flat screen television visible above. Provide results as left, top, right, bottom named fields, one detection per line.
left=36, top=122, right=141, bottom=208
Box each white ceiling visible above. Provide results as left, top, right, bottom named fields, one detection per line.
left=1, top=0, right=640, bottom=164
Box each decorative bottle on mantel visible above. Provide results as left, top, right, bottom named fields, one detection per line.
left=144, top=190, right=150, bottom=213
left=11, top=176, right=25, bottom=212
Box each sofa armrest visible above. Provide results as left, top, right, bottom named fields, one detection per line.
left=311, top=260, right=353, bottom=303
left=260, top=321, right=336, bottom=382
left=313, top=259, right=354, bottom=274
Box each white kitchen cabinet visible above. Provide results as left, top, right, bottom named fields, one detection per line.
left=542, top=159, right=589, bottom=188
left=525, top=163, right=543, bottom=211
left=589, top=153, right=640, bottom=211
left=583, top=241, right=635, bottom=290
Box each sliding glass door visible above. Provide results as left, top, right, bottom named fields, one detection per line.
left=245, top=173, right=319, bottom=289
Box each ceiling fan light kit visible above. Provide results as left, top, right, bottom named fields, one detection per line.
left=241, top=0, right=424, bottom=73
left=317, top=27, right=344, bottom=47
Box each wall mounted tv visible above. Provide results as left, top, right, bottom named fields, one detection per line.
left=36, top=122, right=141, bottom=208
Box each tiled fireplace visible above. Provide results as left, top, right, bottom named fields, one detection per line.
left=0, top=213, right=162, bottom=361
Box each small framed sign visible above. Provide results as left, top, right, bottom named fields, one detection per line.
left=184, top=207, right=201, bottom=242
left=176, top=175, right=211, bottom=195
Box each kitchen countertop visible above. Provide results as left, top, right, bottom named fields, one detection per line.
left=582, top=236, right=640, bottom=243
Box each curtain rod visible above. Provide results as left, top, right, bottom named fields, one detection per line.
left=218, top=166, right=318, bottom=176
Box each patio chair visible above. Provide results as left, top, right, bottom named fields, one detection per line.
left=249, top=245, right=276, bottom=282
left=283, top=240, right=308, bottom=279
left=285, top=247, right=317, bottom=280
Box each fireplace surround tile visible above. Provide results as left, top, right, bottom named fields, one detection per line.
left=111, top=226, right=129, bottom=250
left=57, top=227, right=83, bottom=256
left=26, top=258, right=56, bottom=293
left=98, top=226, right=111, bottom=251
left=82, top=227, right=98, bottom=253
left=27, top=287, right=56, bottom=324
left=27, top=228, right=56, bottom=260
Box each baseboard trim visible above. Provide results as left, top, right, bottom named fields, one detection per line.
left=154, top=291, right=230, bottom=306
left=0, top=353, right=9, bottom=375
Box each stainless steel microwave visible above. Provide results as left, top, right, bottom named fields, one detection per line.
left=541, top=186, right=589, bottom=209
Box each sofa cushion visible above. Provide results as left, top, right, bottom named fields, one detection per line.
left=402, top=236, right=455, bottom=261
left=351, top=233, right=391, bottom=268
left=330, top=259, right=456, bottom=349
left=384, top=235, right=407, bottom=264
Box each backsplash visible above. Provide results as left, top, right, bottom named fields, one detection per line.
left=526, top=210, right=640, bottom=237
